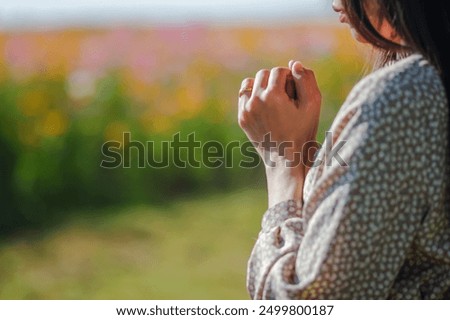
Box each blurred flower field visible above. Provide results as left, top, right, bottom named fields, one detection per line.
left=0, top=23, right=367, bottom=298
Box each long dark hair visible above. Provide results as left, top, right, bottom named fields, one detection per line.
left=342, top=0, right=450, bottom=144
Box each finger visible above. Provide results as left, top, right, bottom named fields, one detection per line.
left=285, top=74, right=297, bottom=100
left=239, top=78, right=254, bottom=99
left=238, top=78, right=254, bottom=123
left=267, top=67, right=291, bottom=92
left=288, top=60, right=295, bottom=70
left=252, top=69, right=270, bottom=96
left=291, top=61, right=306, bottom=100
left=290, top=61, right=320, bottom=105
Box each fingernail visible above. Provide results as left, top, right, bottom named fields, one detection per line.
left=292, top=62, right=304, bottom=79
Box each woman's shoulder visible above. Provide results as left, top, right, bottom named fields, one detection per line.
left=344, top=53, right=447, bottom=120
left=330, top=52, right=449, bottom=153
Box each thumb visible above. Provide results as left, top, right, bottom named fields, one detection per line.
left=290, top=61, right=320, bottom=107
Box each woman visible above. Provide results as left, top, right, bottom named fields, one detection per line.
left=239, top=0, right=450, bottom=299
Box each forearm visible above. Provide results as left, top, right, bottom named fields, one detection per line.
left=265, top=163, right=305, bottom=208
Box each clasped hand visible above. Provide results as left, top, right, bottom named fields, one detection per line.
left=237, top=60, right=322, bottom=206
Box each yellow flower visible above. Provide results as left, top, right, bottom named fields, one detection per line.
left=104, top=121, right=129, bottom=144
left=17, top=90, right=49, bottom=117
left=38, top=110, right=68, bottom=137
left=175, top=81, right=204, bottom=119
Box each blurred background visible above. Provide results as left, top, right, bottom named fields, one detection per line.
left=0, top=0, right=367, bottom=299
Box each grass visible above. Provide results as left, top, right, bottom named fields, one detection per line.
left=0, top=188, right=267, bottom=299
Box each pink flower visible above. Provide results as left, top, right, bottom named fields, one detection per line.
left=4, top=35, right=41, bottom=78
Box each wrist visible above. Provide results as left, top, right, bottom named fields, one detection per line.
left=265, top=163, right=305, bottom=208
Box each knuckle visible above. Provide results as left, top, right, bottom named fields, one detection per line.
left=271, top=67, right=290, bottom=79
left=270, top=66, right=284, bottom=75
left=256, top=69, right=270, bottom=77
left=241, top=77, right=253, bottom=88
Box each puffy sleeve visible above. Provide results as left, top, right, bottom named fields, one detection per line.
left=246, top=70, right=434, bottom=299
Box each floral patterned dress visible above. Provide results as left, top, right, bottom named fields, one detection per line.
left=247, top=53, right=450, bottom=299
